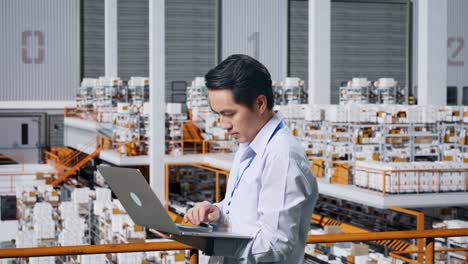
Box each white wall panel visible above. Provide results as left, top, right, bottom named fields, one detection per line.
left=0, top=0, right=79, bottom=101
left=222, top=0, right=287, bottom=81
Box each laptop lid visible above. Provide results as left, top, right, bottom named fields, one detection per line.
left=97, top=166, right=181, bottom=235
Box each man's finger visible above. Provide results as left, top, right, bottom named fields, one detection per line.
left=198, top=205, right=208, bottom=222
left=186, top=208, right=194, bottom=224
left=207, top=211, right=218, bottom=221
left=149, top=228, right=170, bottom=239
left=193, top=206, right=200, bottom=225
left=183, top=209, right=190, bottom=223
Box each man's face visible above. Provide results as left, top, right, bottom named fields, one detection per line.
left=208, top=89, right=261, bottom=143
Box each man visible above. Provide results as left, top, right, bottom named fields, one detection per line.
left=184, top=54, right=318, bottom=263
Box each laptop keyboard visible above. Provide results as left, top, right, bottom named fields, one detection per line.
left=176, top=223, right=213, bottom=233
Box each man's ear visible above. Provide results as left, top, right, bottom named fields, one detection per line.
left=256, top=95, right=268, bottom=114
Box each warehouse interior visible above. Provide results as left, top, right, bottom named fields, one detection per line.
left=0, top=0, right=468, bottom=263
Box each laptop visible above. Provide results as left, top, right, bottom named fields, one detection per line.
left=97, top=165, right=251, bottom=239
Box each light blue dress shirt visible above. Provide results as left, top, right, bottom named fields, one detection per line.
left=213, top=114, right=318, bottom=263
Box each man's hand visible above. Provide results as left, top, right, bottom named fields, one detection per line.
left=184, top=201, right=220, bottom=225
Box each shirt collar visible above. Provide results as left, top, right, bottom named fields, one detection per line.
left=248, top=114, right=283, bottom=159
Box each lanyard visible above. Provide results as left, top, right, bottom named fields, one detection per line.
left=225, top=120, right=285, bottom=215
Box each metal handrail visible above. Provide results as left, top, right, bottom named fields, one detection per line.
left=1, top=228, right=467, bottom=263
left=388, top=206, right=425, bottom=263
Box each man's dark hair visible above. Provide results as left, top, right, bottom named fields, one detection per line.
left=205, top=54, right=274, bottom=110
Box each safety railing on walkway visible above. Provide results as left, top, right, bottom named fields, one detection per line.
left=1, top=228, right=467, bottom=264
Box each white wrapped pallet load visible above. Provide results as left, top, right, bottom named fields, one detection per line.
left=44, top=189, right=59, bottom=203
left=164, top=252, right=177, bottom=264
left=33, top=216, right=55, bottom=239
left=113, top=199, right=127, bottom=214
left=16, top=230, right=37, bottom=248
left=127, top=224, right=145, bottom=240
left=93, top=200, right=113, bottom=217
left=71, top=187, right=91, bottom=204
left=305, top=105, right=324, bottom=121
left=355, top=161, right=468, bottom=194
left=36, top=185, right=53, bottom=195
left=59, top=201, right=79, bottom=219
left=58, top=229, right=84, bottom=246
left=33, top=202, right=53, bottom=219
left=116, top=252, right=143, bottom=264
left=95, top=187, right=112, bottom=203
left=421, top=105, right=437, bottom=123
left=444, top=220, right=468, bottom=244
left=279, top=104, right=305, bottom=119
left=111, top=213, right=125, bottom=233
left=63, top=217, right=86, bottom=233
left=29, top=257, right=55, bottom=264
left=80, top=254, right=107, bottom=264
left=17, top=186, right=37, bottom=203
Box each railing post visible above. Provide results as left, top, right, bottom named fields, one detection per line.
left=416, top=212, right=425, bottom=263
left=189, top=249, right=199, bottom=264
left=388, top=206, right=425, bottom=263
left=425, top=237, right=434, bottom=264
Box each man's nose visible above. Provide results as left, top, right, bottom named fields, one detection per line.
left=219, top=116, right=232, bottom=130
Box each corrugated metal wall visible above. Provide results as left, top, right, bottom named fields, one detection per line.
left=288, top=0, right=308, bottom=82
left=166, top=0, right=217, bottom=102
left=0, top=0, right=79, bottom=101
left=330, top=1, right=409, bottom=104
left=118, top=0, right=149, bottom=80
left=82, top=0, right=105, bottom=78
left=82, top=0, right=216, bottom=102
left=288, top=0, right=409, bottom=104
left=222, top=0, right=288, bottom=81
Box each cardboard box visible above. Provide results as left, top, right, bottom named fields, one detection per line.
left=324, top=225, right=342, bottom=234
left=351, top=243, right=369, bottom=256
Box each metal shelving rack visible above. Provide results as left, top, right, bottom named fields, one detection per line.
left=350, top=123, right=381, bottom=162
left=381, top=123, right=411, bottom=162
left=301, top=120, right=326, bottom=158
left=411, top=123, right=440, bottom=161
left=339, top=85, right=376, bottom=105
left=439, top=122, right=462, bottom=161
left=326, top=122, right=351, bottom=162
left=165, top=112, right=186, bottom=155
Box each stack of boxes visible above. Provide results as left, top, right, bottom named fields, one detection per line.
left=281, top=77, right=307, bottom=105
left=354, top=161, right=468, bottom=194
left=339, top=78, right=375, bottom=105
left=272, top=77, right=308, bottom=105
left=32, top=203, right=55, bottom=240
left=294, top=105, right=468, bottom=189
left=374, top=78, right=404, bottom=104
left=73, top=77, right=152, bottom=156
left=58, top=202, right=86, bottom=246
left=94, top=77, right=124, bottom=123
left=14, top=181, right=190, bottom=263
left=306, top=227, right=395, bottom=264
left=114, top=102, right=141, bottom=156
left=339, top=77, right=404, bottom=105
left=166, top=103, right=186, bottom=156
left=76, top=78, right=97, bottom=120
